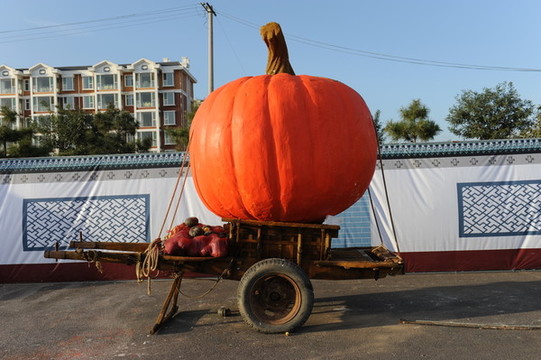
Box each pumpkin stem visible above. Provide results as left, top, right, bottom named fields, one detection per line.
left=260, top=22, right=295, bottom=75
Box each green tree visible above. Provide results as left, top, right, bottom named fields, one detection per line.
left=446, top=82, right=536, bottom=140
left=372, top=109, right=385, bottom=145
left=90, top=104, right=144, bottom=154
left=7, top=127, right=51, bottom=158
left=36, top=107, right=93, bottom=155
left=0, top=106, right=49, bottom=157
left=0, top=106, right=20, bottom=157
left=35, top=104, right=149, bottom=155
left=166, top=100, right=200, bottom=151
left=518, top=107, right=541, bottom=138
left=384, top=99, right=441, bottom=142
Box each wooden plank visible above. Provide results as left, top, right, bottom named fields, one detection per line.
left=313, top=259, right=402, bottom=269
left=69, top=241, right=150, bottom=252
left=223, top=218, right=340, bottom=231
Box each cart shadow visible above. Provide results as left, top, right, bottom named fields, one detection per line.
left=0, top=281, right=118, bottom=302
left=302, top=279, right=541, bottom=333
left=153, top=310, right=212, bottom=334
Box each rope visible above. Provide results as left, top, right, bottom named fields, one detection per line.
left=377, top=154, right=401, bottom=253
left=367, top=187, right=384, bottom=246
left=167, top=161, right=192, bottom=233
left=178, top=260, right=233, bottom=299
left=158, top=150, right=190, bottom=239
left=371, top=118, right=401, bottom=253
left=82, top=249, right=104, bottom=274
left=136, top=239, right=162, bottom=294
left=140, top=140, right=192, bottom=289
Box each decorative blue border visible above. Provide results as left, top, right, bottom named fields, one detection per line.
left=382, top=138, right=541, bottom=159
left=1, top=152, right=188, bottom=174
left=2, top=138, right=540, bottom=175
left=22, top=194, right=150, bottom=251
left=457, top=180, right=541, bottom=237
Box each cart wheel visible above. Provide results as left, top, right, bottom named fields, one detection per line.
left=237, top=258, right=314, bottom=334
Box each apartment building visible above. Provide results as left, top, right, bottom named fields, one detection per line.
left=0, top=58, right=196, bottom=152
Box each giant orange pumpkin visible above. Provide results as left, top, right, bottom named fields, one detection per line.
left=189, top=22, right=377, bottom=223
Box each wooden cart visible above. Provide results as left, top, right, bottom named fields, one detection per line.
left=44, top=218, right=403, bottom=334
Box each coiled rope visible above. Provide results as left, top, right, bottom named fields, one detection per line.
left=137, top=140, right=193, bottom=294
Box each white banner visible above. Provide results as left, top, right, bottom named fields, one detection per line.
left=369, top=154, right=541, bottom=253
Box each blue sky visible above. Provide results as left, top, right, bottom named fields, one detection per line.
left=2, top=0, right=540, bottom=141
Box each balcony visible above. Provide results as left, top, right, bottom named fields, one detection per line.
left=32, top=77, right=54, bottom=93
left=97, top=94, right=118, bottom=109
left=136, top=92, right=156, bottom=108
left=136, top=73, right=155, bottom=89
left=0, top=79, right=15, bottom=94
left=96, top=74, right=118, bottom=91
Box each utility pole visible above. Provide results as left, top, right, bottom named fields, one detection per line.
left=201, top=3, right=216, bottom=96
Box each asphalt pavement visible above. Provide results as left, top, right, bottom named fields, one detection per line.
left=1, top=270, right=541, bottom=360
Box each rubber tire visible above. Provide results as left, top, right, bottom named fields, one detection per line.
left=237, top=258, right=314, bottom=334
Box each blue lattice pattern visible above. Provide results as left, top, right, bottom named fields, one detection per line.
left=332, top=195, right=372, bottom=247
left=458, top=180, right=541, bottom=237
left=23, top=195, right=150, bottom=251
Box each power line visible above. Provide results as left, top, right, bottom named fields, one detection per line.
left=0, top=10, right=201, bottom=44
left=0, top=5, right=200, bottom=34
left=218, top=11, right=541, bottom=73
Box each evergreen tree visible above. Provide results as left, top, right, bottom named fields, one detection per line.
left=384, top=99, right=441, bottom=142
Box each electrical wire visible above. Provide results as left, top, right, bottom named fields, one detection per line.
left=0, top=12, right=201, bottom=44
left=215, top=16, right=248, bottom=76
left=0, top=5, right=201, bottom=44
left=0, top=5, right=199, bottom=34
left=3, top=4, right=538, bottom=73
left=218, top=10, right=541, bottom=73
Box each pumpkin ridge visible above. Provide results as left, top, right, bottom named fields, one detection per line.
left=219, top=77, right=255, bottom=219
left=229, top=77, right=260, bottom=218
left=192, top=77, right=254, bottom=218
left=269, top=74, right=314, bottom=219
left=232, top=75, right=283, bottom=219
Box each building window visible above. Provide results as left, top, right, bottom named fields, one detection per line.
left=164, top=131, right=175, bottom=145
left=62, top=77, right=74, bottom=91
left=82, top=76, right=94, bottom=90
left=0, top=97, right=16, bottom=110
left=163, top=73, right=174, bottom=87
left=97, top=94, right=118, bottom=109
left=163, top=111, right=176, bottom=125
left=82, top=95, right=95, bottom=109
left=136, top=92, right=155, bottom=108
left=124, top=74, right=133, bottom=87
left=137, top=131, right=157, bottom=146
left=61, top=97, right=75, bottom=109
left=25, top=99, right=30, bottom=110
left=125, top=94, right=134, bottom=106
left=24, top=80, right=29, bottom=91
left=0, top=78, right=15, bottom=94
left=96, top=74, right=117, bottom=90
left=33, top=96, right=53, bottom=112
left=163, top=92, right=175, bottom=106
left=33, top=77, right=53, bottom=92
left=137, top=112, right=156, bottom=127
left=136, top=73, right=155, bottom=88
left=32, top=116, right=47, bottom=127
